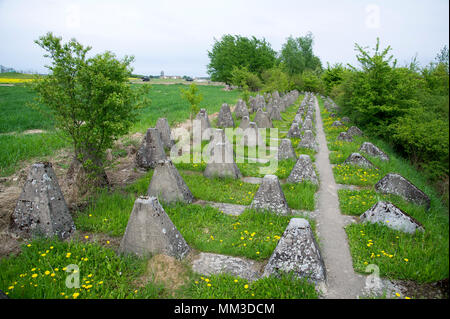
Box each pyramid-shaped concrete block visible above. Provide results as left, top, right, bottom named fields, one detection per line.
left=119, top=196, right=190, bottom=259
left=302, top=118, right=313, bottom=131
left=263, top=218, right=326, bottom=283
left=293, top=114, right=302, bottom=124
left=10, top=162, right=75, bottom=239
left=239, top=116, right=250, bottom=130
left=148, top=159, right=194, bottom=204
left=234, top=99, right=249, bottom=119
left=195, top=108, right=212, bottom=140
left=347, top=126, right=363, bottom=137
left=286, top=155, right=318, bottom=184
left=375, top=173, right=431, bottom=209
left=269, top=106, right=282, bottom=120
left=250, top=175, right=290, bottom=215
left=343, top=153, right=376, bottom=168
left=298, top=130, right=317, bottom=151
left=254, top=108, right=273, bottom=128
left=287, top=122, right=302, bottom=138
left=155, top=118, right=174, bottom=149
left=337, top=132, right=353, bottom=142
left=360, top=201, right=424, bottom=234
left=136, top=127, right=167, bottom=169
left=240, top=123, right=264, bottom=147
left=217, top=103, right=235, bottom=128
left=204, top=142, right=242, bottom=179
left=278, top=138, right=297, bottom=161
left=359, top=142, right=389, bottom=161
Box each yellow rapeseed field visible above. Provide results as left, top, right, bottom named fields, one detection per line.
left=0, top=78, right=33, bottom=83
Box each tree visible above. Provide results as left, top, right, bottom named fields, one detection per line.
left=30, top=32, right=149, bottom=190
left=322, top=63, right=346, bottom=95
left=260, top=66, right=290, bottom=93
left=207, top=35, right=277, bottom=84
left=230, top=66, right=262, bottom=92
left=180, top=83, right=203, bottom=121
left=280, top=33, right=322, bottom=75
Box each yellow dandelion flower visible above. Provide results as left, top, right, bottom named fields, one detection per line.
left=244, top=284, right=249, bottom=289
left=395, top=293, right=400, bottom=297
left=72, top=293, right=80, bottom=299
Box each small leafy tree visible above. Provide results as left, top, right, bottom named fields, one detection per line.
left=230, top=66, right=262, bottom=91
left=30, top=32, right=149, bottom=190
left=180, top=83, right=203, bottom=121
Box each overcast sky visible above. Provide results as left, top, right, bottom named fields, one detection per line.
left=0, top=0, right=448, bottom=77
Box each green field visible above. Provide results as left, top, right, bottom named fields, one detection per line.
left=0, top=83, right=240, bottom=176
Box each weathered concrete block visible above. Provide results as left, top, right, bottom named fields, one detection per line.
left=331, top=120, right=343, bottom=127
left=250, top=175, right=290, bottom=215
left=298, top=130, right=317, bottom=151
left=360, top=201, right=424, bottom=234
left=269, top=106, right=282, bottom=120
left=217, top=103, right=235, bottom=128
left=240, top=123, right=264, bottom=147
left=254, top=108, right=273, bottom=128
left=278, top=138, right=297, bottom=161
left=337, top=132, right=353, bottom=142
left=347, top=126, right=363, bottom=137
left=148, top=159, right=194, bottom=204
left=204, top=142, right=242, bottom=179
left=287, top=155, right=318, bottom=184
left=287, top=122, right=302, bottom=138
left=359, top=142, right=389, bottom=161
left=119, top=196, right=190, bottom=259
left=192, top=252, right=261, bottom=281
left=239, top=116, right=250, bottom=130
left=155, top=118, right=174, bottom=149
left=234, top=99, right=249, bottom=119
left=263, top=218, right=326, bottom=283
left=136, top=128, right=167, bottom=169
left=302, top=118, right=313, bottom=131
left=9, top=162, right=75, bottom=240
left=341, top=116, right=350, bottom=123
left=195, top=108, right=212, bottom=140
left=375, top=173, right=431, bottom=208
left=343, top=152, right=376, bottom=168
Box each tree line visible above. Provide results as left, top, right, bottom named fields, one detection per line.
left=207, top=34, right=449, bottom=199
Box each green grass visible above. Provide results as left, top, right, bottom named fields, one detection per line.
left=181, top=172, right=259, bottom=205
left=165, top=203, right=305, bottom=260
left=0, top=86, right=54, bottom=134
left=0, top=72, right=35, bottom=79
left=283, top=182, right=318, bottom=211
left=0, top=84, right=241, bottom=177
left=0, top=238, right=166, bottom=299
left=317, top=96, right=449, bottom=283
left=185, top=273, right=318, bottom=299
left=0, top=132, right=70, bottom=176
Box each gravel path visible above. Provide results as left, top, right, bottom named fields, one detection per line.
left=313, top=95, right=366, bottom=298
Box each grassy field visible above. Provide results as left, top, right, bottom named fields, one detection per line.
left=0, top=93, right=324, bottom=299
left=318, top=97, right=449, bottom=283
left=0, top=83, right=240, bottom=176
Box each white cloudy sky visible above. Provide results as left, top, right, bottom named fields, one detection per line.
left=0, top=0, right=448, bottom=76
